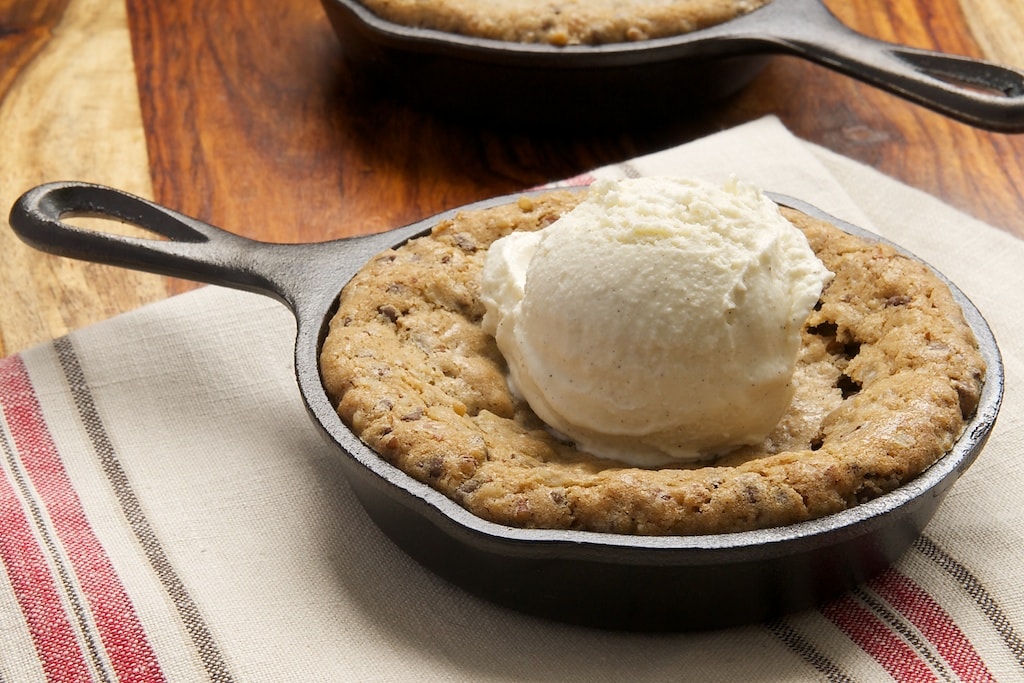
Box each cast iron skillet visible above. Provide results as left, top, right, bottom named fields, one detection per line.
left=322, top=0, right=1024, bottom=131
left=8, top=181, right=1003, bottom=630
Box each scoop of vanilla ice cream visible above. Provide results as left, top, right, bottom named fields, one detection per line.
left=480, top=176, right=832, bottom=467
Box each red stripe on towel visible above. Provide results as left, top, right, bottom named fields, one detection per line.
left=872, top=570, right=995, bottom=682
left=0, top=437, right=92, bottom=680
left=562, top=173, right=597, bottom=186
left=0, top=354, right=165, bottom=682
left=824, top=594, right=939, bottom=682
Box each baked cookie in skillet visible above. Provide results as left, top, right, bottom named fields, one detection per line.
left=319, top=189, right=985, bottom=535
left=355, top=0, right=772, bottom=46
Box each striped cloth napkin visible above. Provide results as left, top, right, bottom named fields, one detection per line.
left=1, top=116, right=1022, bottom=682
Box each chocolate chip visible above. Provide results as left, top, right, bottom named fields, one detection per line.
left=426, top=456, right=444, bottom=479
left=808, top=321, right=837, bottom=337
left=836, top=374, right=861, bottom=399
left=453, top=233, right=477, bottom=252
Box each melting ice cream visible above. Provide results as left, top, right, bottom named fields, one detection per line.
left=480, top=176, right=832, bottom=466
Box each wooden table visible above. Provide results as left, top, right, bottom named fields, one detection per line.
left=2, top=0, right=1023, bottom=357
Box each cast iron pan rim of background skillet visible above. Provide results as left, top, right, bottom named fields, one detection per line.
left=322, top=0, right=1024, bottom=131
left=7, top=182, right=1003, bottom=627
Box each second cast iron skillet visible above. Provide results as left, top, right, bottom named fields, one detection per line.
left=322, top=0, right=1024, bottom=130
left=8, top=181, right=1003, bottom=630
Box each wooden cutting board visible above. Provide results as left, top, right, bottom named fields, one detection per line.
left=2, top=0, right=1024, bottom=357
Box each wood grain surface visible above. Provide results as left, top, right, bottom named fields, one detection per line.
left=2, top=0, right=1024, bottom=357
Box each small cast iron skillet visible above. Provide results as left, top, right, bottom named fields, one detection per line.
left=9, top=181, right=1003, bottom=630
left=322, top=0, right=1024, bottom=131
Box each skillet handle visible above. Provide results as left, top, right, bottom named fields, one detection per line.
left=8, top=181, right=306, bottom=306
left=752, top=0, right=1024, bottom=132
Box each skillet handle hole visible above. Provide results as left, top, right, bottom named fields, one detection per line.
left=895, top=50, right=1024, bottom=98
left=61, top=214, right=173, bottom=242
